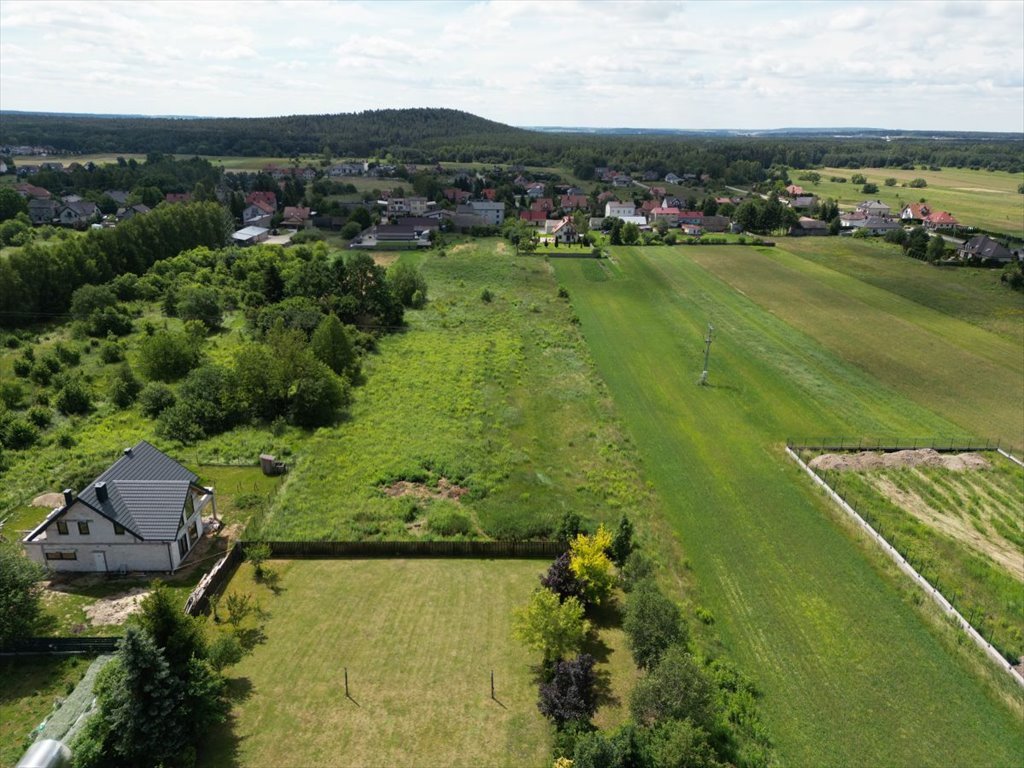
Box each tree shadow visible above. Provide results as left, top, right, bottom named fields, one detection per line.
left=581, top=633, right=613, bottom=665
left=591, top=665, right=619, bottom=711
left=588, top=596, right=623, bottom=630
left=195, top=677, right=253, bottom=768
left=234, top=626, right=267, bottom=652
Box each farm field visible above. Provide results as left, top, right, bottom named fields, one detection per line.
left=689, top=242, right=1024, bottom=447
left=800, top=166, right=1024, bottom=237
left=554, top=245, right=1023, bottom=766
left=199, top=559, right=575, bottom=768
left=807, top=450, right=1024, bottom=662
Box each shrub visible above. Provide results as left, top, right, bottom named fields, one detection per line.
left=55, top=374, right=92, bottom=415
left=541, top=552, right=586, bottom=603
left=481, top=288, right=494, bottom=303
left=427, top=504, right=473, bottom=536
left=630, top=646, right=715, bottom=730
left=177, top=285, right=224, bottom=331
left=27, top=405, right=52, bottom=429
left=54, top=343, right=81, bottom=366
left=513, top=589, right=590, bottom=664
left=569, top=525, right=616, bottom=606
left=289, top=363, right=349, bottom=428
left=620, top=550, right=654, bottom=592
left=388, top=262, right=428, bottom=308
left=139, top=382, right=177, bottom=417
left=538, top=653, right=598, bottom=725
left=4, top=418, right=38, bottom=449
left=909, top=178, right=928, bottom=188
left=109, top=364, right=142, bottom=407
left=624, top=578, right=688, bottom=669
left=884, top=178, right=897, bottom=186
left=139, top=329, right=202, bottom=382
left=99, top=341, right=125, bottom=363
left=0, top=380, right=25, bottom=409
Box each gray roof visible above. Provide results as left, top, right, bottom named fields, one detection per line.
left=72, top=441, right=197, bottom=541
left=960, top=235, right=1012, bottom=261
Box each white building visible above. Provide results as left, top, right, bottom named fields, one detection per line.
left=605, top=200, right=636, bottom=218
left=23, top=441, right=215, bottom=573
left=467, top=200, right=505, bottom=225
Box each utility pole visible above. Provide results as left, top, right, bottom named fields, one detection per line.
left=699, top=323, right=714, bottom=386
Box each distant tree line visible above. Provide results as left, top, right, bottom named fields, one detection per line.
left=3, top=109, right=1021, bottom=178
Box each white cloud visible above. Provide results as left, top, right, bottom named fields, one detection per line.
left=0, top=0, right=1021, bottom=131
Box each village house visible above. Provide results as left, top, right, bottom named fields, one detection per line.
left=58, top=200, right=99, bottom=227
left=650, top=207, right=681, bottom=226
left=956, top=235, right=1015, bottom=264
left=784, top=184, right=805, bottom=196
left=465, top=200, right=505, bottom=226
left=612, top=174, right=634, bottom=187
left=15, top=183, right=51, bottom=199
left=531, top=198, right=555, bottom=213
left=27, top=198, right=57, bottom=225
left=787, top=195, right=818, bottom=210
left=520, top=209, right=548, bottom=226
left=560, top=195, right=589, bottom=211
left=443, top=188, right=471, bottom=204
left=246, top=191, right=277, bottom=210
left=22, top=441, right=215, bottom=573
left=545, top=216, right=578, bottom=243
left=678, top=211, right=704, bottom=226
left=328, top=163, right=363, bottom=177
left=164, top=192, right=192, bottom=205
left=702, top=215, right=731, bottom=233
left=664, top=173, right=682, bottom=184
left=857, top=200, right=891, bottom=217
left=900, top=202, right=932, bottom=222
left=605, top=200, right=636, bottom=218
left=923, top=211, right=960, bottom=231
left=242, top=200, right=275, bottom=227
left=116, top=204, right=151, bottom=222
left=281, top=206, right=313, bottom=228
left=789, top=217, right=830, bottom=237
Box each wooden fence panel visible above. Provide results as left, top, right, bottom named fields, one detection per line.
left=238, top=539, right=562, bottom=560
left=0, top=637, right=120, bottom=656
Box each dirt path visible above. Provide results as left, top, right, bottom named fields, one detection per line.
left=809, top=449, right=990, bottom=472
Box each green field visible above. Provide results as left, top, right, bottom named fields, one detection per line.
left=554, top=245, right=1023, bottom=766
left=198, top=559, right=563, bottom=767
left=797, top=166, right=1024, bottom=237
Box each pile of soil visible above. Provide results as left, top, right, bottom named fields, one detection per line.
left=31, top=492, right=65, bottom=508
left=83, top=588, right=150, bottom=625
left=384, top=478, right=468, bottom=502
left=809, top=449, right=990, bottom=472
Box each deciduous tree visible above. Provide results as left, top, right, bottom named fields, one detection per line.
left=513, top=588, right=590, bottom=664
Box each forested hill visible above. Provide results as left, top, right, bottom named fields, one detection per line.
left=2, top=108, right=1022, bottom=175
left=0, top=108, right=527, bottom=158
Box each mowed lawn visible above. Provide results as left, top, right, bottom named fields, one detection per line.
left=198, top=559, right=554, bottom=768
left=554, top=247, right=1023, bottom=767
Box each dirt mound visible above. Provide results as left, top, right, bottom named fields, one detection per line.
left=84, top=588, right=150, bottom=626
left=809, top=449, right=990, bottom=472
left=32, top=492, right=65, bottom=508
left=384, top=478, right=468, bottom=502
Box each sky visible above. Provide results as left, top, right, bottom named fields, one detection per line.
left=1, top=0, right=1022, bottom=132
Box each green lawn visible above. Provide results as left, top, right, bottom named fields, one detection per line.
left=554, top=246, right=1023, bottom=766
left=0, top=656, right=91, bottom=766
left=798, top=167, right=1024, bottom=237
left=198, top=559, right=564, bottom=768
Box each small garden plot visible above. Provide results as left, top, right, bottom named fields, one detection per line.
left=199, top=558, right=639, bottom=767
left=806, top=449, right=1024, bottom=663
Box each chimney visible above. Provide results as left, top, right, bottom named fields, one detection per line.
left=124, top=447, right=133, bottom=457
left=95, top=482, right=108, bottom=502
left=62, top=488, right=74, bottom=507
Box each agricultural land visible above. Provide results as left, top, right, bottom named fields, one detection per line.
left=553, top=242, right=1023, bottom=766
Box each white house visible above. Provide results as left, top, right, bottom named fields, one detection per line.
left=23, top=441, right=215, bottom=573
left=467, top=200, right=505, bottom=225
left=605, top=200, right=635, bottom=218
left=242, top=201, right=274, bottom=228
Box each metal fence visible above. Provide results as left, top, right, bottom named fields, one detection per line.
left=240, top=539, right=563, bottom=560
left=785, top=436, right=1010, bottom=453
left=0, top=636, right=120, bottom=656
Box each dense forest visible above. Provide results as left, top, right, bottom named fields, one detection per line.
left=2, top=109, right=1022, bottom=176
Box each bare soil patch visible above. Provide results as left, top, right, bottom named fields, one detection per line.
left=809, top=449, right=990, bottom=472
left=383, top=477, right=468, bottom=502
left=495, top=241, right=509, bottom=254
left=448, top=243, right=473, bottom=255
left=954, top=187, right=1009, bottom=194
left=31, top=492, right=64, bottom=508
left=372, top=252, right=400, bottom=267
left=873, top=477, right=1023, bottom=579
left=83, top=589, right=150, bottom=625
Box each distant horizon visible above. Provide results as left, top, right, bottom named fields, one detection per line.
left=2, top=108, right=1022, bottom=140
left=1, top=1, right=1021, bottom=133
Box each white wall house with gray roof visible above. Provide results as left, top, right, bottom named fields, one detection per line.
left=22, top=441, right=215, bottom=573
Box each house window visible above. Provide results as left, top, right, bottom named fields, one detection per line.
left=184, top=493, right=195, bottom=519
left=114, top=523, right=126, bottom=535
left=56, top=520, right=68, bottom=535
left=177, top=535, right=188, bottom=560
left=190, top=519, right=200, bottom=544
left=45, top=551, right=77, bottom=560
left=77, top=521, right=90, bottom=535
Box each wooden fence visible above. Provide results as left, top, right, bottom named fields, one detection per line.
left=0, top=636, right=120, bottom=656
left=785, top=436, right=1009, bottom=453
left=183, top=544, right=244, bottom=617
left=239, top=539, right=563, bottom=560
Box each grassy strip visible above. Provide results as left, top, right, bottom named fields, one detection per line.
left=554, top=246, right=1022, bottom=766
